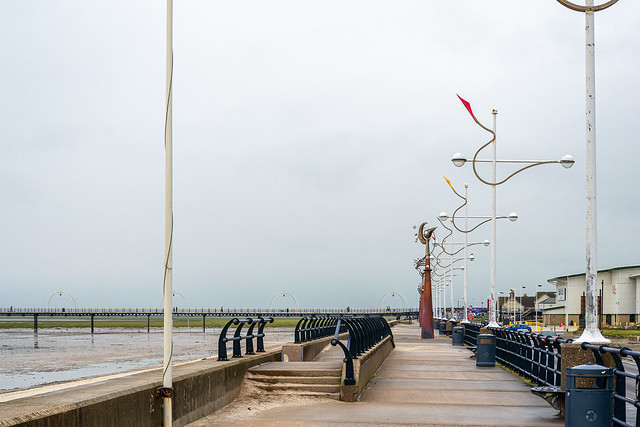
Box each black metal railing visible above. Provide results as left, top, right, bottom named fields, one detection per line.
left=330, top=316, right=394, bottom=385
left=294, top=315, right=347, bottom=344
left=463, top=326, right=640, bottom=425
left=580, top=342, right=640, bottom=427
left=217, top=317, right=273, bottom=361
left=490, top=328, right=567, bottom=388
left=463, top=323, right=481, bottom=347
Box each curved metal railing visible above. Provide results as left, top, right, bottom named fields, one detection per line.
left=294, top=315, right=346, bottom=344
left=217, top=317, right=274, bottom=361
left=330, top=316, right=394, bottom=385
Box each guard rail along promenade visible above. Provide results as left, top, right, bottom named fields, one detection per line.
left=449, top=318, right=640, bottom=426
left=0, top=314, right=398, bottom=426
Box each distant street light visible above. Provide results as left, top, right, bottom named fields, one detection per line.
left=379, top=291, right=408, bottom=310
left=535, top=283, right=543, bottom=331
left=436, top=210, right=489, bottom=324
left=46, top=291, right=77, bottom=311
left=438, top=177, right=517, bottom=324
left=269, top=291, right=300, bottom=311
left=451, top=96, right=574, bottom=328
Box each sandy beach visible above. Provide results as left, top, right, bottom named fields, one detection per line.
left=0, top=327, right=293, bottom=396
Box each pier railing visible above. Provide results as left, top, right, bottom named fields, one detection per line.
left=1, top=307, right=417, bottom=316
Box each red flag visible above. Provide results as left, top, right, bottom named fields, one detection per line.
left=457, top=94, right=477, bottom=122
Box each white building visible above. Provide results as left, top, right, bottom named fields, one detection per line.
left=542, top=265, right=640, bottom=327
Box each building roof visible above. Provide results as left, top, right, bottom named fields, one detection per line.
left=539, top=297, right=556, bottom=305
left=547, top=264, right=640, bottom=284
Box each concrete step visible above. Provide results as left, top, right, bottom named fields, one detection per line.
left=258, top=390, right=341, bottom=400
left=247, top=373, right=340, bottom=385
left=249, top=362, right=342, bottom=377
left=250, top=382, right=341, bottom=394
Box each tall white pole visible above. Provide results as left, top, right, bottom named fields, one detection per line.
left=450, top=240, right=454, bottom=320
left=440, top=282, right=443, bottom=318
left=575, top=0, right=608, bottom=344
left=436, top=281, right=440, bottom=317
left=520, top=291, right=523, bottom=323
left=462, top=184, right=470, bottom=323
left=432, top=282, right=436, bottom=317
left=488, top=110, right=499, bottom=328
left=163, top=0, right=174, bottom=424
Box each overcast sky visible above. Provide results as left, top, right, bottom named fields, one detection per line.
left=1, top=1, right=639, bottom=310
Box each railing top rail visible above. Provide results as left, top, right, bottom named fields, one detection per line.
left=580, top=342, right=640, bottom=358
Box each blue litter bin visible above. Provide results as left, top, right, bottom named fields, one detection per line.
left=438, top=320, right=446, bottom=335
left=476, top=334, right=495, bottom=367
left=565, top=363, right=613, bottom=427
left=452, top=326, right=464, bottom=346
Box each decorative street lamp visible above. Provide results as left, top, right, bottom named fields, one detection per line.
left=435, top=212, right=489, bottom=323
left=451, top=96, right=574, bottom=328
left=379, top=291, right=408, bottom=311
left=269, top=291, right=300, bottom=311
left=46, top=291, right=77, bottom=311
left=415, top=223, right=437, bottom=338
left=556, top=0, right=619, bottom=344
left=438, top=176, right=517, bottom=326
left=432, top=250, right=473, bottom=321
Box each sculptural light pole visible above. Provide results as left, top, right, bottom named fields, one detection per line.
left=452, top=96, right=574, bottom=327
left=416, top=223, right=436, bottom=338
left=556, top=0, right=618, bottom=344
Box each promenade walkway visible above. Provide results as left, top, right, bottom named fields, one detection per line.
left=190, top=324, right=563, bottom=426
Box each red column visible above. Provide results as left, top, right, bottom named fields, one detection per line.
left=420, top=258, right=434, bottom=339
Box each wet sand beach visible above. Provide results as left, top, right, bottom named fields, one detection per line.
left=0, top=327, right=294, bottom=396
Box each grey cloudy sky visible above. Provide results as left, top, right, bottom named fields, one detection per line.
left=1, top=1, right=639, bottom=310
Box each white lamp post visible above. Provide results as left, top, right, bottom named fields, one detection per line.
left=162, top=0, right=174, bottom=423
left=433, top=231, right=490, bottom=324
left=521, top=286, right=526, bottom=323
left=535, top=284, right=543, bottom=331
left=556, top=0, right=618, bottom=344
left=439, top=208, right=515, bottom=326
left=452, top=96, right=574, bottom=328
left=432, top=253, right=472, bottom=320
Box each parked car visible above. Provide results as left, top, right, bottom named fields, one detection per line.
left=506, top=323, right=531, bottom=332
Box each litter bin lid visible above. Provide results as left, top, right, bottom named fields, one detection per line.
left=567, top=362, right=613, bottom=377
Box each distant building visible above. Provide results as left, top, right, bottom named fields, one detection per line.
left=498, top=291, right=554, bottom=324
left=542, top=265, right=640, bottom=327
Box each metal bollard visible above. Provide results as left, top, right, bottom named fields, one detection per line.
left=476, top=334, right=495, bottom=367
left=452, top=326, right=464, bottom=346
left=565, top=363, right=613, bottom=427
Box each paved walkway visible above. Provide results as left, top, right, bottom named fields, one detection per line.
left=189, top=324, right=563, bottom=426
